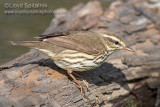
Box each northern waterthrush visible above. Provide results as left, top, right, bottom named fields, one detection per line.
left=11, top=31, right=134, bottom=97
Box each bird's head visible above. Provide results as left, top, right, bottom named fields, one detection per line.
left=101, top=32, right=134, bottom=52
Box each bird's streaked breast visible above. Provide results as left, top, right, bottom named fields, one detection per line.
left=54, top=50, right=112, bottom=71
left=35, top=49, right=113, bottom=71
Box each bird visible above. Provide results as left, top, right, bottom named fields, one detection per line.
left=10, top=31, right=134, bottom=97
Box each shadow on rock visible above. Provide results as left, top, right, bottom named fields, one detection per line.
left=14, top=58, right=130, bottom=92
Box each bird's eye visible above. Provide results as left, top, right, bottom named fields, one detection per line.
left=115, top=41, right=119, bottom=45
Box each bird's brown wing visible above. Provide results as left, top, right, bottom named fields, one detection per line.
left=37, top=31, right=106, bottom=55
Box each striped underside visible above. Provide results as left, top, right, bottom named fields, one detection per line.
left=36, top=48, right=114, bottom=71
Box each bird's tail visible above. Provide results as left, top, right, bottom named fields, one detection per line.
left=10, top=41, right=39, bottom=47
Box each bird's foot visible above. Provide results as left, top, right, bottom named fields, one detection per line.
left=67, top=70, right=87, bottom=98
left=72, top=72, right=90, bottom=92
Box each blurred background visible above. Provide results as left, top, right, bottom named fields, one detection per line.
left=0, top=0, right=111, bottom=65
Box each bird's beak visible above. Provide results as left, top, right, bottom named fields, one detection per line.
left=123, top=46, right=135, bottom=52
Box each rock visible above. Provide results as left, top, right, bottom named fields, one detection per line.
left=1, top=0, right=160, bottom=106
left=155, top=87, right=160, bottom=107
left=124, top=24, right=147, bottom=35
left=151, top=34, right=160, bottom=44
left=44, top=1, right=103, bottom=34
left=134, top=3, right=160, bottom=23
left=0, top=96, right=15, bottom=107
left=155, top=21, right=160, bottom=30
left=146, top=78, right=160, bottom=89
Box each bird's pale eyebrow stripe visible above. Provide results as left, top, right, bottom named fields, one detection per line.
left=101, top=34, right=120, bottom=42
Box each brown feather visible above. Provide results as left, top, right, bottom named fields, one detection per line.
left=10, top=41, right=39, bottom=47
left=38, top=31, right=107, bottom=55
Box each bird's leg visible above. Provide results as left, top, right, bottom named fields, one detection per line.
left=72, top=72, right=89, bottom=91
left=66, top=70, right=86, bottom=97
